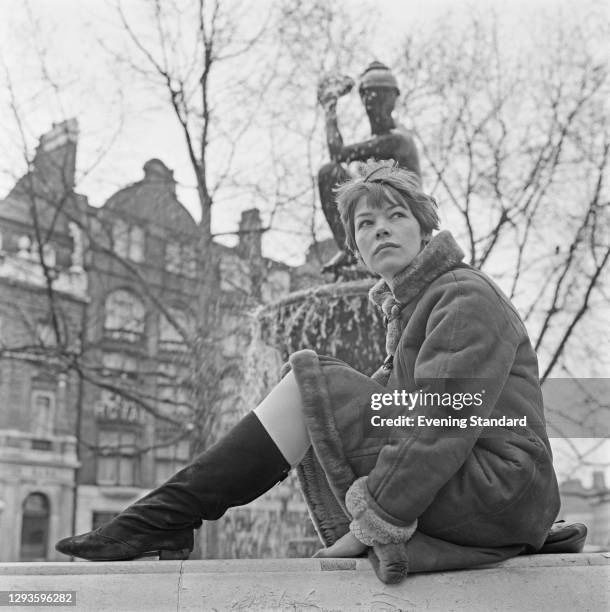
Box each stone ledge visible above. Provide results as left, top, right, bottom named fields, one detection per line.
left=0, top=553, right=608, bottom=611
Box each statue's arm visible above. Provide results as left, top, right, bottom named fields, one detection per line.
left=333, top=132, right=419, bottom=177
left=338, top=136, right=394, bottom=162
left=324, top=102, right=344, bottom=162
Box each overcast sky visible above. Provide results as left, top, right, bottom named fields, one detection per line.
left=2, top=0, right=601, bottom=253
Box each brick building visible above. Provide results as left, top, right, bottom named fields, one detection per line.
left=0, top=120, right=302, bottom=562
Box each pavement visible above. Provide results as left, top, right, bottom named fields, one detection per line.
left=0, top=553, right=608, bottom=611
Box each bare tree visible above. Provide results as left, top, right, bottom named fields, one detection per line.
left=98, top=1, right=281, bottom=286
left=394, top=10, right=609, bottom=378
left=1, top=0, right=377, bottom=470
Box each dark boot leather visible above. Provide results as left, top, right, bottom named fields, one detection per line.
left=54, top=525, right=195, bottom=562
left=56, top=412, right=290, bottom=561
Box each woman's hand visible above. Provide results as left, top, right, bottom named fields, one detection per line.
left=313, top=531, right=368, bottom=558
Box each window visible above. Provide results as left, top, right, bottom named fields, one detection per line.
left=36, top=321, right=57, bottom=347
left=158, top=385, right=191, bottom=417
left=102, top=352, right=138, bottom=380
left=112, top=220, right=144, bottom=262
left=129, top=226, right=144, bottom=262
left=92, top=511, right=118, bottom=531
left=18, top=235, right=33, bottom=258
left=104, top=290, right=145, bottom=342
left=95, top=390, right=142, bottom=423
left=41, top=243, right=56, bottom=268
left=96, top=429, right=138, bottom=486
left=165, top=242, right=181, bottom=274
left=219, top=254, right=251, bottom=293
left=36, top=317, right=69, bottom=348
left=165, top=241, right=197, bottom=277
left=183, top=245, right=196, bottom=277
left=157, top=362, right=192, bottom=419
left=20, top=493, right=50, bottom=561
left=31, top=439, right=52, bottom=451
left=159, top=308, right=191, bottom=352
left=94, top=362, right=143, bottom=424
left=154, top=430, right=190, bottom=486
left=31, top=391, right=55, bottom=438
left=112, top=220, right=129, bottom=258
left=96, top=354, right=141, bottom=423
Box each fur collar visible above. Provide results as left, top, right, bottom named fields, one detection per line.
left=368, top=230, right=465, bottom=358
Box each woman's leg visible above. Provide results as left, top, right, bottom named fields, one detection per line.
left=254, top=372, right=311, bottom=467
left=56, top=373, right=309, bottom=561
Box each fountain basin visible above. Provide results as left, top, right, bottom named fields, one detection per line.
left=257, top=279, right=385, bottom=375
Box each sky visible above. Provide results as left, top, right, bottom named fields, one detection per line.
left=2, top=0, right=603, bottom=260
left=1, top=0, right=608, bottom=483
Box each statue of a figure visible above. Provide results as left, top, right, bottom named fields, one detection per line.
left=317, top=61, right=421, bottom=274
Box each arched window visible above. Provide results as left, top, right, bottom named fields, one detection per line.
left=20, top=493, right=50, bottom=561
left=104, top=289, right=145, bottom=342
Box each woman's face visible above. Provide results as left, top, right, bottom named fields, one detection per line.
left=354, top=195, right=425, bottom=282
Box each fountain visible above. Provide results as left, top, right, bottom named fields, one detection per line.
left=257, top=279, right=385, bottom=374
left=209, top=61, right=416, bottom=559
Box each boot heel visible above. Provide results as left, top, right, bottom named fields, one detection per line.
left=159, top=548, right=191, bottom=560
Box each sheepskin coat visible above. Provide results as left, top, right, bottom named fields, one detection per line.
left=283, top=231, right=560, bottom=581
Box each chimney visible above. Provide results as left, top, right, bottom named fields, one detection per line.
left=39, top=119, right=79, bottom=152
left=237, top=208, right=263, bottom=260
left=33, top=119, right=79, bottom=191
left=142, top=159, right=176, bottom=196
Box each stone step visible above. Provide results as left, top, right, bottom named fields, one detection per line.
left=0, top=553, right=608, bottom=611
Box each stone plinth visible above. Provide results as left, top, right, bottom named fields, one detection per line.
left=0, top=553, right=608, bottom=611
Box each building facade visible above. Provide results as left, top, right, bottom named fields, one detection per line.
left=0, top=120, right=303, bottom=562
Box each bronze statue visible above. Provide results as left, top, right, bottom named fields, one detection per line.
left=317, top=61, right=421, bottom=274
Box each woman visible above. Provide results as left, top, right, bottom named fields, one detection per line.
left=57, top=160, right=564, bottom=584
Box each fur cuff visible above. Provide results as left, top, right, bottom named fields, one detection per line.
left=346, top=477, right=417, bottom=547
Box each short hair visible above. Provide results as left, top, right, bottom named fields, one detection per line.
left=335, top=160, right=440, bottom=253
